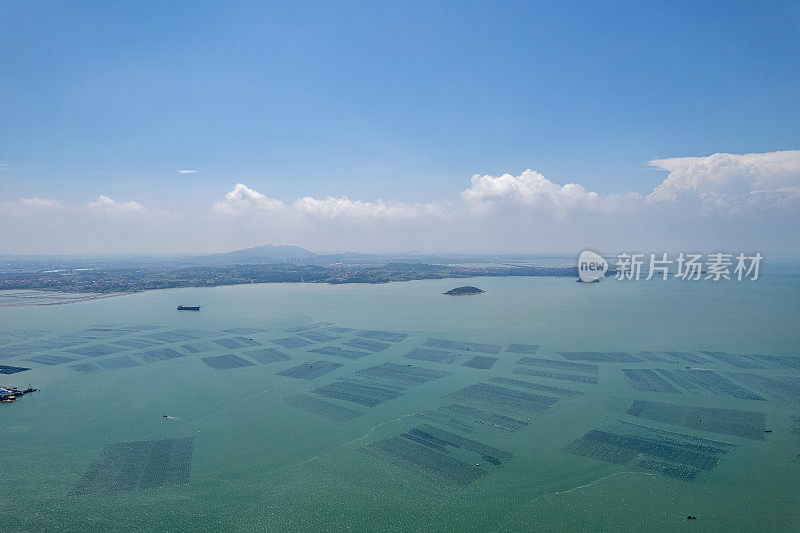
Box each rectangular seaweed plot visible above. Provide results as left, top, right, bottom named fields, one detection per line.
left=357, top=330, right=408, bottom=343
left=310, top=346, right=370, bottom=360
left=297, top=330, right=340, bottom=343
left=201, top=354, right=256, bottom=370
left=700, top=351, right=766, bottom=369
left=619, top=420, right=737, bottom=448
left=326, top=326, right=355, bottom=334
left=663, top=351, right=710, bottom=365
left=353, top=362, right=450, bottom=389
left=626, top=400, right=766, bottom=440
left=272, top=337, right=314, bottom=349
left=146, top=331, right=201, bottom=343
left=506, top=344, right=540, bottom=355
left=622, top=369, right=680, bottom=393
left=636, top=352, right=675, bottom=364
left=405, top=424, right=513, bottom=465
left=344, top=338, right=391, bottom=352
left=432, top=404, right=529, bottom=433
left=98, top=356, right=141, bottom=371
left=636, top=459, right=699, bottom=481
left=80, top=327, right=129, bottom=338
left=313, top=381, right=403, bottom=406
left=119, top=325, right=163, bottom=332
left=654, top=369, right=701, bottom=392
left=746, top=354, right=800, bottom=372
left=221, top=328, right=266, bottom=335
left=112, top=338, right=161, bottom=349
left=246, top=347, right=291, bottom=364
left=29, top=336, right=87, bottom=349
left=564, top=430, right=720, bottom=471
left=423, top=338, right=502, bottom=355
left=450, top=382, right=558, bottom=412
left=0, top=345, right=40, bottom=359
left=278, top=361, right=342, bottom=380
left=564, top=430, right=638, bottom=464
left=139, top=348, right=186, bottom=363
left=404, top=347, right=461, bottom=364
left=0, top=364, right=30, bottom=374
left=513, top=367, right=599, bottom=384
left=463, top=356, right=499, bottom=369
left=557, top=351, right=642, bottom=363
left=658, top=370, right=765, bottom=400
left=285, top=322, right=333, bottom=333
left=71, top=437, right=194, bottom=495
left=730, top=373, right=800, bottom=403
left=517, top=357, right=598, bottom=374
left=68, top=344, right=127, bottom=357
left=212, top=336, right=261, bottom=349
left=25, top=354, right=78, bottom=366
left=71, top=363, right=102, bottom=374
left=490, top=377, right=583, bottom=397
left=283, top=394, right=363, bottom=421
left=367, top=436, right=487, bottom=486
left=178, top=341, right=217, bottom=354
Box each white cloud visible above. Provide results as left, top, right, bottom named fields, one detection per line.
left=86, top=195, right=147, bottom=213
left=5, top=149, right=799, bottom=254
left=19, top=197, right=62, bottom=208
left=461, top=169, right=642, bottom=216
left=647, top=150, right=800, bottom=209
left=212, top=183, right=285, bottom=214
left=177, top=169, right=198, bottom=174
left=291, top=196, right=447, bottom=219
left=213, top=183, right=447, bottom=219
left=213, top=152, right=800, bottom=224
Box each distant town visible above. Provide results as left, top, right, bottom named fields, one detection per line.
left=0, top=245, right=581, bottom=293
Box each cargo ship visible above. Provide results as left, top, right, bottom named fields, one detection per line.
left=177, top=305, right=202, bottom=311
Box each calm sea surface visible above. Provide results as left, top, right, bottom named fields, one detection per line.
left=1, top=276, right=799, bottom=532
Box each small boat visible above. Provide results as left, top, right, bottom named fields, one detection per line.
left=177, top=305, right=202, bottom=311
left=0, top=386, right=38, bottom=403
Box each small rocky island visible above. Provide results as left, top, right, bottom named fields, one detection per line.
left=443, top=286, right=485, bottom=296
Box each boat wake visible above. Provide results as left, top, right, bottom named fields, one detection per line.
left=550, top=471, right=654, bottom=496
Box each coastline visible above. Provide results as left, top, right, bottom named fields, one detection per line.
left=0, top=290, right=132, bottom=308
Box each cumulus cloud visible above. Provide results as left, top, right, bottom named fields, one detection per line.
left=647, top=150, right=800, bottom=209
left=177, top=169, right=197, bottom=174
left=5, top=149, right=799, bottom=254
left=461, top=169, right=642, bottom=216
left=19, top=197, right=62, bottom=208
left=212, top=183, right=285, bottom=214
left=213, top=183, right=447, bottom=219
left=291, top=196, right=447, bottom=219
left=86, top=195, right=147, bottom=213
left=212, top=151, right=799, bottom=224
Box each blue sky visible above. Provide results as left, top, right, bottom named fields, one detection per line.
left=1, top=1, right=799, bottom=254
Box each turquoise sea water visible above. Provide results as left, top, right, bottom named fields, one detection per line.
left=1, top=276, right=799, bottom=532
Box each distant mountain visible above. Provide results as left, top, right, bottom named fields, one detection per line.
left=197, top=244, right=317, bottom=264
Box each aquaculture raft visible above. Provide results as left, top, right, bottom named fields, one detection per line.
left=0, top=386, right=38, bottom=403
